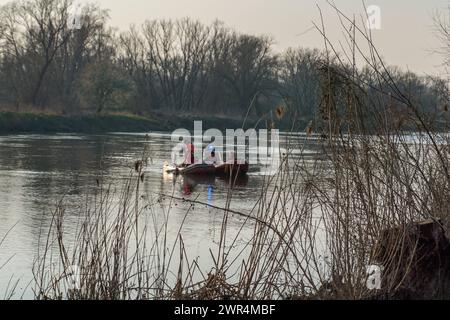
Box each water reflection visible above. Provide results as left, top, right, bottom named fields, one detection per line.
left=181, top=175, right=216, bottom=196
left=178, top=174, right=249, bottom=197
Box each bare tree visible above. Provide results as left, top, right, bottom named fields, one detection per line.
left=19, top=0, right=72, bottom=106
left=212, top=32, right=278, bottom=115
left=278, top=48, right=323, bottom=126
left=433, top=5, right=450, bottom=73
left=57, top=3, right=110, bottom=113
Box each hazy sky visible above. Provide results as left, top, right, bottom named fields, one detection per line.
left=1, top=0, right=448, bottom=76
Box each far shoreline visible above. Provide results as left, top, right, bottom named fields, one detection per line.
left=0, top=111, right=267, bottom=135
left=1, top=111, right=446, bottom=136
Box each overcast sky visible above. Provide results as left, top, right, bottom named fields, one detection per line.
left=1, top=0, right=448, bottom=76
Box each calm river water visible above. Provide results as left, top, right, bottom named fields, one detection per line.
left=0, top=132, right=324, bottom=299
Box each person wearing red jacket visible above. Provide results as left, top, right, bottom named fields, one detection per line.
left=185, top=142, right=195, bottom=166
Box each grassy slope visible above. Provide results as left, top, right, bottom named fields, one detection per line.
left=0, top=112, right=169, bottom=134
left=0, top=112, right=264, bottom=134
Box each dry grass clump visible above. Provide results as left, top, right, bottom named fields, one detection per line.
left=33, top=3, right=449, bottom=300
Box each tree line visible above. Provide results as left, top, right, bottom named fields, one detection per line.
left=0, top=0, right=447, bottom=128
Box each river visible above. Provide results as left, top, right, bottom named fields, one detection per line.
left=0, top=131, right=325, bottom=299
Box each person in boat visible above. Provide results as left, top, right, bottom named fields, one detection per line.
left=185, top=141, right=195, bottom=166
left=204, top=145, right=218, bottom=165
left=170, top=139, right=193, bottom=169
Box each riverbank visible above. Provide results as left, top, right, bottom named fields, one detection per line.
left=0, top=111, right=262, bottom=134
